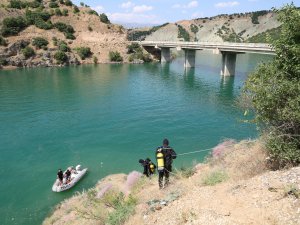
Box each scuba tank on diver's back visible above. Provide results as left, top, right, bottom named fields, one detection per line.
left=156, top=148, right=164, bottom=171
left=150, top=163, right=155, bottom=173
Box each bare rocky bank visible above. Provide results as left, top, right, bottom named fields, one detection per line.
left=43, top=140, right=300, bottom=225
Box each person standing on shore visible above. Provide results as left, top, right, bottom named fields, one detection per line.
left=156, top=138, right=177, bottom=189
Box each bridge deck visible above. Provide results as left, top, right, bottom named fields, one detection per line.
left=137, top=41, right=275, bottom=55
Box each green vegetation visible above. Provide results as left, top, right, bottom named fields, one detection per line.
left=55, top=8, right=62, bottom=16
left=127, top=43, right=152, bottom=63
left=0, top=58, right=8, bottom=66
left=58, top=41, right=70, bottom=52
left=216, top=25, right=243, bottom=42
left=73, top=5, right=79, bottom=13
left=190, top=24, right=199, bottom=34
left=99, top=13, right=110, bottom=24
left=54, top=51, right=68, bottom=64
left=243, top=5, right=300, bottom=167
left=104, top=192, right=137, bottom=225
left=175, top=166, right=196, bottom=178
left=32, top=37, right=48, bottom=49
left=93, top=56, right=98, bottom=64
left=1, top=16, right=27, bottom=37
left=64, top=0, right=73, bottom=6
left=8, top=0, right=42, bottom=9
left=49, top=2, right=59, bottom=8
left=247, top=27, right=282, bottom=43
left=177, top=24, right=190, bottom=41
left=202, top=171, right=228, bottom=186
left=75, top=47, right=92, bottom=59
left=22, top=46, right=35, bottom=59
left=52, top=37, right=58, bottom=46
left=109, top=51, right=123, bottom=62
left=0, top=36, right=8, bottom=46
left=54, top=22, right=74, bottom=33
left=25, top=9, right=53, bottom=30
left=88, top=10, right=98, bottom=16
left=127, top=43, right=140, bottom=54
left=80, top=2, right=84, bottom=6
left=53, top=22, right=76, bottom=39
left=127, top=23, right=169, bottom=41
left=251, top=10, right=269, bottom=24
left=62, top=9, right=68, bottom=16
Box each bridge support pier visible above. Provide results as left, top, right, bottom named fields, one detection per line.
left=221, top=52, right=237, bottom=76
left=184, top=49, right=196, bottom=68
left=161, top=48, right=171, bottom=63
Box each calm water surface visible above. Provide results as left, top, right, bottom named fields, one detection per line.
left=0, top=51, right=272, bottom=225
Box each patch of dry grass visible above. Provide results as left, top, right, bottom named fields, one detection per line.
left=207, top=140, right=268, bottom=180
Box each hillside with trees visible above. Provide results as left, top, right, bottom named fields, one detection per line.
left=0, top=0, right=133, bottom=68
left=129, top=10, right=281, bottom=43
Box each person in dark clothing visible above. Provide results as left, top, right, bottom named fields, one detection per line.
left=139, top=158, right=156, bottom=177
left=139, top=159, right=150, bottom=177
left=156, top=138, right=177, bottom=189
left=57, top=169, right=63, bottom=185
left=65, top=169, right=71, bottom=183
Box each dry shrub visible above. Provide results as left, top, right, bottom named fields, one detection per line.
left=209, top=140, right=268, bottom=180
left=97, top=183, right=113, bottom=199
left=123, top=171, right=142, bottom=195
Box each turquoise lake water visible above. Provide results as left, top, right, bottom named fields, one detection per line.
left=0, top=51, right=273, bottom=224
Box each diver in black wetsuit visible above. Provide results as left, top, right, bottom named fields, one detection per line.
left=156, top=139, right=177, bottom=189
left=65, top=169, right=71, bottom=183
left=57, top=169, right=63, bottom=185
left=139, top=159, right=150, bottom=177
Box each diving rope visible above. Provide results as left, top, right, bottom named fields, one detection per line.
left=176, top=140, right=256, bottom=157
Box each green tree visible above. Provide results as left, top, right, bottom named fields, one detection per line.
left=109, top=51, right=123, bottom=62
left=58, top=41, right=70, bottom=52
left=55, top=8, right=62, bottom=16
left=243, top=4, right=300, bottom=167
left=62, top=9, right=68, bottom=16
left=190, top=24, right=199, bottom=34
left=9, top=0, right=25, bottom=9
left=64, top=0, right=73, bottom=6
left=0, top=36, right=8, bottom=46
left=100, top=13, right=110, bottom=24
left=75, top=47, right=92, bottom=59
left=1, top=16, right=27, bottom=37
left=49, top=2, right=59, bottom=8
left=54, top=51, right=68, bottom=64
left=32, top=37, right=49, bottom=49
left=93, top=56, right=98, bottom=64
left=177, top=24, right=190, bottom=41
left=73, top=5, right=79, bottom=13
left=22, top=46, right=35, bottom=59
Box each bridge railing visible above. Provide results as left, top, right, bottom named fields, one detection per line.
left=138, top=40, right=271, bottom=48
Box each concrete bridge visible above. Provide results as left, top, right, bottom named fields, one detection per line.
left=137, top=41, right=275, bottom=76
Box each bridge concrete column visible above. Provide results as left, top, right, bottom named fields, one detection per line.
left=184, top=49, right=196, bottom=68
left=161, top=48, right=171, bottom=63
left=221, top=52, right=237, bottom=76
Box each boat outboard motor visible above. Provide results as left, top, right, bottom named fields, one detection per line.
left=76, top=165, right=81, bottom=171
